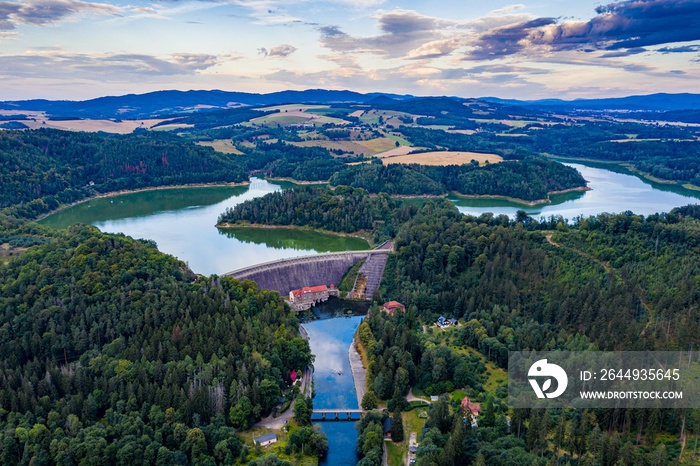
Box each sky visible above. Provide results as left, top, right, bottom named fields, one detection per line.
left=1, top=0, right=699, bottom=100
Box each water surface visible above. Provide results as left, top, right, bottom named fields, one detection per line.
left=40, top=178, right=370, bottom=275
left=451, top=163, right=700, bottom=220
left=303, top=316, right=363, bottom=466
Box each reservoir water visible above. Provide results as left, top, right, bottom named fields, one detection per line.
left=451, top=162, right=700, bottom=219
left=39, top=178, right=370, bottom=276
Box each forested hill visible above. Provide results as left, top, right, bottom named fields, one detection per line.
left=218, top=185, right=417, bottom=243
left=329, top=157, right=587, bottom=201
left=356, top=202, right=700, bottom=464
left=0, top=129, right=247, bottom=219
left=0, top=225, right=313, bottom=464
left=379, top=201, right=700, bottom=358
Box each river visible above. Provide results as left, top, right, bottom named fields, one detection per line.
left=39, top=162, right=700, bottom=465
left=303, top=313, right=364, bottom=466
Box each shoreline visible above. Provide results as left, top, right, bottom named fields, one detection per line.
left=547, top=155, right=700, bottom=191
left=348, top=336, right=367, bottom=408
left=36, top=181, right=251, bottom=221
left=216, top=222, right=374, bottom=244
left=264, top=177, right=328, bottom=185
left=450, top=185, right=591, bottom=206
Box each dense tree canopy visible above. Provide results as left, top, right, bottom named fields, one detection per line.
left=0, top=226, right=312, bottom=464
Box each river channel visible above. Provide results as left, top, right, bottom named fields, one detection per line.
left=303, top=313, right=364, bottom=466
left=39, top=162, right=700, bottom=465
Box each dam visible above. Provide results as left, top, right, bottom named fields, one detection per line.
left=223, top=249, right=390, bottom=296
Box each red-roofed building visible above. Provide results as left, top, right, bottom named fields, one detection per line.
left=461, top=396, right=480, bottom=426
left=381, top=301, right=406, bottom=316
left=289, top=284, right=338, bottom=310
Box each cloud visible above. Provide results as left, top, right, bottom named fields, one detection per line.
left=0, top=0, right=120, bottom=31
left=0, top=50, right=220, bottom=80
left=465, top=0, right=700, bottom=60
left=405, top=38, right=463, bottom=60
left=600, top=47, right=647, bottom=58
left=489, top=4, right=526, bottom=15
left=657, top=44, right=700, bottom=53
left=258, top=44, right=297, bottom=57
left=319, top=9, right=460, bottom=58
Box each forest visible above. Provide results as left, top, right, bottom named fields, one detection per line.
left=0, top=226, right=314, bottom=465
left=362, top=200, right=700, bottom=465
left=328, top=157, right=586, bottom=201
left=218, top=185, right=412, bottom=238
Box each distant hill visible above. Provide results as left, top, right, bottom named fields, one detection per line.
left=483, top=93, right=700, bottom=112
left=0, top=89, right=414, bottom=119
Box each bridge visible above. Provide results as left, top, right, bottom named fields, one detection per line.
left=311, top=409, right=364, bottom=422
left=223, top=249, right=390, bottom=296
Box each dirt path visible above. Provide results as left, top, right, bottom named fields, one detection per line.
left=406, top=388, right=430, bottom=405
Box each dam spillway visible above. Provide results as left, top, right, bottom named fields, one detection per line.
left=223, top=250, right=390, bottom=296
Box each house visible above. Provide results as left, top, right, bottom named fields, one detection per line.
left=409, top=445, right=418, bottom=454
left=461, top=396, right=480, bottom=424
left=288, top=284, right=337, bottom=310
left=382, top=417, right=393, bottom=439
left=430, top=395, right=439, bottom=402
left=437, top=316, right=446, bottom=327
left=253, top=433, right=277, bottom=447
left=381, top=301, right=406, bottom=316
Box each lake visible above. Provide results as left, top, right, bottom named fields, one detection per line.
left=39, top=178, right=371, bottom=276
left=451, top=162, right=700, bottom=219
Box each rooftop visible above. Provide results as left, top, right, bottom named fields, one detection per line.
left=254, top=433, right=277, bottom=443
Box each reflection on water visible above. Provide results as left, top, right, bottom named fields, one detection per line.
left=303, top=316, right=363, bottom=466
left=39, top=178, right=370, bottom=276
left=452, top=163, right=700, bottom=220
left=303, top=316, right=362, bottom=410
left=219, top=227, right=368, bottom=252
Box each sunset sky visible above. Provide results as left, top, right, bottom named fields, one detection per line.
left=1, top=0, right=699, bottom=100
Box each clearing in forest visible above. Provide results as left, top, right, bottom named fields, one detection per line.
left=382, top=151, right=503, bottom=166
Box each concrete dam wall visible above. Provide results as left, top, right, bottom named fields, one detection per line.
left=224, top=250, right=390, bottom=296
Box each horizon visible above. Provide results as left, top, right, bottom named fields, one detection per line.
left=1, top=0, right=699, bottom=101
left=3, top=87, right=700, bottom=104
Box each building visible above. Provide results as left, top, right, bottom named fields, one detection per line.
left=381, top=300, right=406, bottom=316
left=461, top=396, right=480, bottom=426
left=253, top=433, right=277, bottom=447
left=383, top=417, right=393, bottom=439
left=289, top=284, right=338, bottom=310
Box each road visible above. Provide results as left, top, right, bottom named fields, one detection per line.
left=254, top=325, right=314, bottom=430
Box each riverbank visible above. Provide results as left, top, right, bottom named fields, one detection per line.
left=348, top=337, right=367, bottom=408
left=450, top=185, right=591, bottom=206
left=36, top=181, right=251, bottom=221
left=265, top=177, right=328, bottom=185
left=216, top=222, right=374, bottom=246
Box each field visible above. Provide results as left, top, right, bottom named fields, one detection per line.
left=291, top=137, right=408, bottom=156
left=246, top=108, right=349, bottom=127
left=382, top=151, right=503, bottom=166
left=197, top=139, right=245, bottom=154
left=10, top=118, right=178, bottom=134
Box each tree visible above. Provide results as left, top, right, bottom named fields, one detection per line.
left=230, top=396, right=253, bottom=429
left=294, top=397, right=313, bottom=426
left=362, top=391, right=379, bottom=410
left=391, top=410, right=404, bottom=443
